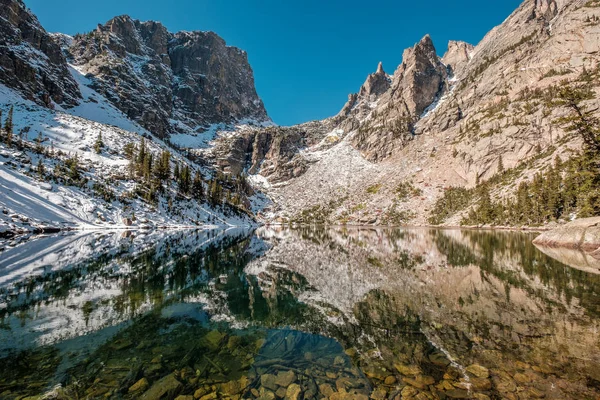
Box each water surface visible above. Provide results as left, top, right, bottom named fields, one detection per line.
left=1, top=227, right=599, bottom=399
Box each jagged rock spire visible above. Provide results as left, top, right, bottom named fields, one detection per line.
left=376, top=61, right=385, bottom=75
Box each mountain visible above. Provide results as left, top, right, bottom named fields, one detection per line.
left=210, top=0, right=600, bottom=226
left=0, top=0, right=268, bottom=236
left=0, top=0, right=81, bottom=107
left=1, top=0, right=599, bottom=234
left=66, top=16, right=269, bottom=139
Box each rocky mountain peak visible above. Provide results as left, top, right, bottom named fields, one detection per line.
left=66, top=16, right=269, bottom=138
left=442, top=40, right=474, bottom=77
left=0, top=0, right=81, bottom=107
left=358, top=62, right=392, bottom=99
left=389, top=34, right=447, bottom=118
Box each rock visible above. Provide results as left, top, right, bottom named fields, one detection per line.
left=139, top=374, right=182, bottom=400
left=285, top=383, right=301, bottom=400
left=258, top=388, right=276, bottom=400
left=128, top=377, right=149, bottom=393
left=469, top=377, right=492, bottom=391
left=175, top=396, right=194, bottom=400
left=465, top=364, right=489, bottom=379
left=334, top=356, right=345, bottom=366
left=68, top=16, right=268, bottom=138
left=202, top=330, right=226, bottom=351
left=274, top=370, right=296, bottom=387
left=402, top=375, right=435, bottom=390
left=442, top=41, right=474, bottom=78
left=0, top=1, right=81, bottom=107
left=194, top=387, right=210, bottom=399
left=319, top=383, right=335, bottom=397
left=445, top=389, right=469, bottom=399
left=370, top=388, right=387, bottom=399
left=428, top=352, right=451, bottom=367
left=261, top=374, right=279, bottom=391
left=401, top=385, right=419, bottom=398
left=533, top=217, right=600, bottom=253
left=394, top=363, right=422, bottom=376
left=336, top=377, right=359, bottom=391
left=384, top=376, right=397, bottom=385
left=199, top=393, right=217, bottom=400
left=276, top=387, right=287, bottom=398
left=513, top=372, right=531, bottom=384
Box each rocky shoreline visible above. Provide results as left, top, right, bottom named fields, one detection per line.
left=532, top=217, right=600, bottom=254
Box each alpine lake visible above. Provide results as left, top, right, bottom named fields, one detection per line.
left=1, top=227, right=600, bottom=400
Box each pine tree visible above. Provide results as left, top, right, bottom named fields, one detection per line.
left=143, top=153, right=153, bottom=182
left=4, top=106, right=13, bottom=147
left=173, top=162, right=180, bottom=182
left=94, top=132, right=104, bottom=154
left=67, top=154, right=80, bottom=182
left=179, top=165, right=191, bottom=194
left=154, top=150, right=171, bottom=182
left=556, top=85, right=600, bottom=154
left=192, top=171, right=204, bottom=200
left=137, top=138, right=147, bottom=177
left=498, top=155, right=504, bottom=173
left=37, top=159, right=45, bottom=180
left=35, top=132, right=44, bottom=154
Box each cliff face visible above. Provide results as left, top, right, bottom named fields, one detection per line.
left=213, top=0, right=600, bottom=225
left=0, top=0, right=81, bottom=107
left=67, top=16, right=269, bottom=138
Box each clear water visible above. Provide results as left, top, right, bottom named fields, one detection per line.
left=1, top=227, right=600, bottom=399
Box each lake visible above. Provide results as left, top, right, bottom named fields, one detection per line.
left=0, top=227, right=599, bottom=399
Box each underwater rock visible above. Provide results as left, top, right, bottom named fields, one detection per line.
left=129, top=377, right=149, bottom=393
left=139, top=373, right=182, bottom=400
left=394, top=363, right=422, bottom=376
left=261, top=374, right=279, bottom=391
left=466, top=364, right=489, bottom=379
left=285, top=383, right=301, bottom=400
left=275, top=370, right=296, bottom=387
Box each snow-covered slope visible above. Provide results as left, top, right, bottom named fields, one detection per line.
left=0, top=65, right=255, bottom=236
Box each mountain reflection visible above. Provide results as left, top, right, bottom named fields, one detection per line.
left=0, top=226, right=599, bottom=399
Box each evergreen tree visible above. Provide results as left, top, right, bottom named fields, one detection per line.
left=192, top=171, right=204, bottom=200
left=66, top=154, right=80, bottom=182
left=498, top=155, right=504, bottom=173
left=35, top=132, right=44, bottom=154
left=94, top=132, right=104, bottom=154
left=173, top=162, right=180, bottom=182
left=154, top=150, right=171, bottom=182
left=137, top=138, right=147, bottom=177
left=37, top=159, right=45, bottom=180
left=4, top=106, right=13, bottom=147
left=556, top=85, right=600, bottom=154
left=179, top=165, right=191, bottom=194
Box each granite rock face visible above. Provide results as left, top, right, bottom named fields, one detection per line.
left=67, top=15, right=269, bottom=137
left=441, top=41, right=474, bottom=78
left=214, top=0, right=600, bottom=225
left=0, top=0, right=81, bottom=107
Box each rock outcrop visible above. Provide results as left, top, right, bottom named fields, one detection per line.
left=213, top=0, right=600, bottom=226
left=67, top=15, right=269, bottom=137
left=533, top=217, right=600, bottom=253
left=0, top=0, right=81, bottom=107
left=442, top=41, right=474, bottom=78
left=350, top=35, right=448, bottom=161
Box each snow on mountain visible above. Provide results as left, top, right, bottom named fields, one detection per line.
left=0, top=72, right=255, bottom=236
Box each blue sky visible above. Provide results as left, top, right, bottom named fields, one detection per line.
left=26, top=0, right=522, bottom=126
